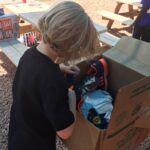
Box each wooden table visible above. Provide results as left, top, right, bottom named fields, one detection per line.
left=19, top=11, right=107, bottom=34
left=4, top=2, right=51, bottom=34
left=116, top=0, right=142, bottom=8
left=106, top=0, right=142, bottom=28
left=4, top=2, right=51, bottom=15
left=0, top=0, right=21, bottom=5
left=115, top=0, right=142, bottom=17
left=19, top=11, right=44, bottom=26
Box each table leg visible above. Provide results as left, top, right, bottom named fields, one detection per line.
left=114, top=2, right=123, bottom=13
left=107, top=2, right=123, bottom=29
left=128, top=5, right=134, bottom=19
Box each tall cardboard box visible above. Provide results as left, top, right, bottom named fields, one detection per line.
left=65, top=37, right=150, bottom=150
left=102, top=36, right=150, bottom=97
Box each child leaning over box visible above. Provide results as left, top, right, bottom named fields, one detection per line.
left=133, top=0, right=150, bottom=42
left=8, top=1, right=100, bottom=150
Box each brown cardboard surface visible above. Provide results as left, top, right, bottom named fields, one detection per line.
left=65, top=112, right=100, bottom=150
left=103, top=36, right=150, bottom=76
left=134, top=103, right=150, bottom=129
left=99, top=130, right=106, bottom=150
left=102, top=76, right=150, bottom=150
left=102, top=36, right=150, bottom=96
left=102, top=125, right=149, bottom=150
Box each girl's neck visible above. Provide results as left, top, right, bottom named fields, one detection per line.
left=37, top=41, right=58, bottom=63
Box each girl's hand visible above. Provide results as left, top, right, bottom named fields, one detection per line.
left=60, top=64, right=80, bottom=75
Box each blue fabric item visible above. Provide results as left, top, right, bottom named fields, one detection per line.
left=137, top=0, right=150, bottom=26
left=81, top=89, right=113, bottom=122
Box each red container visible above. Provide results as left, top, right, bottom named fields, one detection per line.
left=22, top=0, right=26, bottom=3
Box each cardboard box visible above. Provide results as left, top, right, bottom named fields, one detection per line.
left=102, top=36, right=150, bottom=97
left=65, top=37, right=150, bottom=150
left=0, top=14, right=19, bottom=40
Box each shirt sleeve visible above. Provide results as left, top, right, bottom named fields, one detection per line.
left=41, top=80, right=75, bottom=131
left=141, top=0, right=150, bottom=7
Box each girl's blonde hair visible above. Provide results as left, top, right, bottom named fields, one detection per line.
left=38, top=1, right=100, bottom=62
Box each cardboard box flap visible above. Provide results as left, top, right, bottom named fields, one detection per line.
left=103, top=36, right=150, bottom=76
left=102, top=76, right=150, bottom=150
left=65, top=112, right=100, bottom=150
left=134, top=107, right=150, bottom=129
left=102, top=36, right=150, bottom=97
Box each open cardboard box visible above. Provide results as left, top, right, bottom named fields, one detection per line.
left=65, top=37, right=150, bottom=150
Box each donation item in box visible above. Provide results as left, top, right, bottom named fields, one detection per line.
left=65, top=37, right=150, bottom=150
left=0, top=14, right=19, bottom=40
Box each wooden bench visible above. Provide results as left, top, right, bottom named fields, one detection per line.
left=99, top=32, right=120, bottom=47
left=0, top=39, right=27, bottom=66
left=94, top=23, right=107, bottom=34
left=116, top=0, right=142, bottom=8
left=97, top=10, right=134, bottom=28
